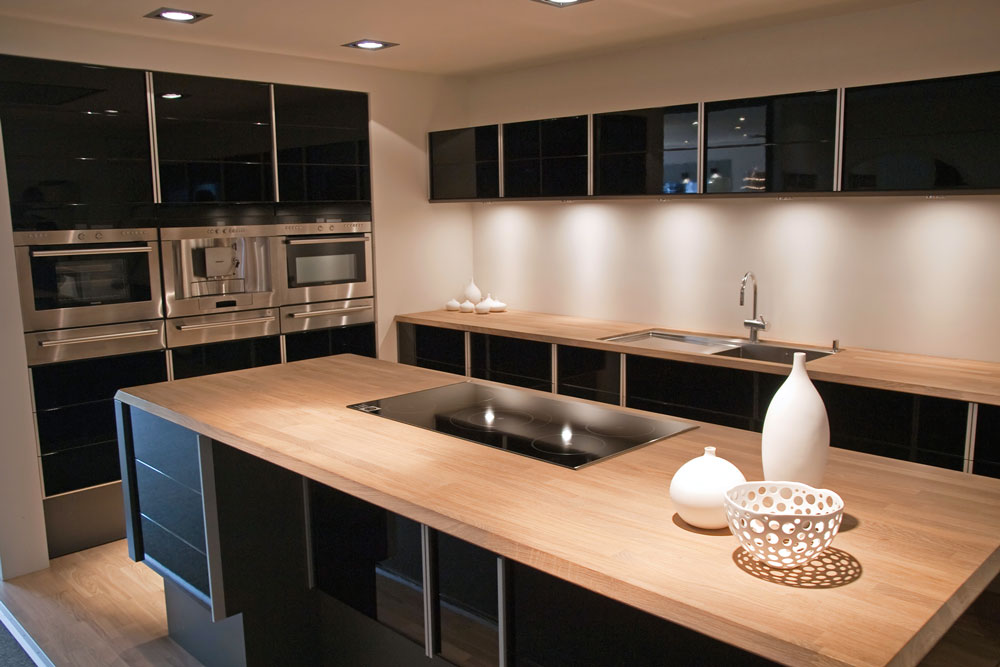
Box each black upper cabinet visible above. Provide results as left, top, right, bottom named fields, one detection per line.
left=274, top=84, right=370, bottom=202
left=594, top=105, right=698, bottom=195
left=503, top=116, right=588, bottom=198
left=705, top=91, right=836, bottom=193
left=843, top=71, right=1000, bottom=191
left=153, top=72, right=274, bottom=203
left=429, top=125, right=499, bottom=200
left=0, top=55, right=153, bottom=230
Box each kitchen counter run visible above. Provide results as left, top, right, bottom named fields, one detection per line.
left=396, top=309, right=1000, bottom=405
left=115, top=355, right=1000, bottom=667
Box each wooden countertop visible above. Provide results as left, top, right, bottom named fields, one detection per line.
left=116, top=355, right=1000, bottom=667
left=397, top=309, right=1000, bottom=405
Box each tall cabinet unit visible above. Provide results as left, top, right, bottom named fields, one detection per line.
left=153, top=73, right=274, bottom=203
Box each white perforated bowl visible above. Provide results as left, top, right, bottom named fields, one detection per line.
left=724, top=481, right=844, bottom=569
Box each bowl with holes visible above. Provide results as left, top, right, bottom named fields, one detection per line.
left=724, top=481, right=844, bottom=569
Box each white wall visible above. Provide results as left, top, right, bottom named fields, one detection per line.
left=463, top=0, right=1000, bottom=361
left=0, top=16, right=474, bottom=361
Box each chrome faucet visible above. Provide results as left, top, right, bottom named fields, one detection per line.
left=739, top=271, right=767, bottom=343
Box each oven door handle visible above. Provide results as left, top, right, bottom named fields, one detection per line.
left=31, top=246, right=154, bottom=258
left=290, top=305, right=373, bottom=319
left=39, top=328, right=160, bottom=347
left=285, top=236, right=370, bottom=246
left=177, top=316, right=276, bottom=331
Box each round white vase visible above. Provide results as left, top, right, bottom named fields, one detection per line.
left=668, top=446, right=746, bottom=530
left=761, top=352, right=830, bottom=487
left=463, top=279, right=482, bottom=304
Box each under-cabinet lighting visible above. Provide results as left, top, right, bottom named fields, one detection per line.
left=160, top=92, right=184, bottom=100
left=343, top=39, right=399, bottom=51
left=531, top=0, right=594, bottom=5
left=144, top=7, right=212, bottom=23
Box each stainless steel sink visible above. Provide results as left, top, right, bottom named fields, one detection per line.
left=712, top=342, right=833, bottom=364
left=601, top=330, right=743, bottom=355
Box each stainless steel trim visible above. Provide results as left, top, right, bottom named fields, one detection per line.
left=178, top=316, right=276, bottom=331
left=198, top=435, right=227, bottom=622
left=619, top=352, right=627, bottom=407
left=586, top=114, right=594, bottom=196
left=280, top=333, right=287, bottom=363
left=166, top=349, right=175, bottom=381
left=834, top=88, right=846, bottom=192
left=696, top=102, right=705, bottom=194
left=25, top=320, right=166, bottom=365
left=39, top=328, right=160, bottom=347
left=146, top=71, right=161, bottom=203
left=286, top=236, right=369, bottom=246
left=302, top=478, right=314, bottom=589
left=31, top=246, right=153, bottom=258
left=14, top=229, right=158, bottom=245
left=965, top=403, right=979, bottom=474
left=420, top=524, right=439, bottom=657
left=269, top=83, right=280, bottom=203
left=464, top=331, right=471, bottom=377
left=282, top=220, right=371, bottom=235
left=497, top=124, right=505, bottom=198
left=551, top=343, right=558, bottom=394
left=160, top=224, right=289, bottom=241
left=290, top=305, right=372, bottom=318
left=497, top=556, right=511, bottom=667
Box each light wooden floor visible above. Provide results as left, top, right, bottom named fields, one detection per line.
left=0, top=539, right=996, bottom=667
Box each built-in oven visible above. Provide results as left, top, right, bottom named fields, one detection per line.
left=14, top=228, right=162, bottom=331
left=278, top=220, right=373, bottom=306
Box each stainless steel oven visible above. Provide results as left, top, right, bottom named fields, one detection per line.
left=278, top=220, right=373, bottom=306
left=14, top=228, right=162, bottom=332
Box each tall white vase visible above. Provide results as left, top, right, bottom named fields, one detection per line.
left=761, top=352, right=829, bottom=487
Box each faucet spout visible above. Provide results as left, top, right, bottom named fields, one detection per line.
left=739, top=271, right=766, bottom=343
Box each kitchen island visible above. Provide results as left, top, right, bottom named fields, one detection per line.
left=114, top=354, right=1000, bottom=667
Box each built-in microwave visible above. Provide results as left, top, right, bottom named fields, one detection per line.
left=14, top=229, right=163, bottom=332
left=278, top=221, right=373, bottom=306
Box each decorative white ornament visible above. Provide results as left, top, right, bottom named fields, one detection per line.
left=724, top=481, right=844, bottom=569
left=463, top=279, right=482, bottom=304
left=761, top=352, right=829, bottom=487
left=445, top=298, right=461, bottom=311
left=459, top=299, right=475, bottom=313
left=489, top=296, right=507, bottom=312
left=668, top=446, right=747, bottom=530
left=474, top=296, right=492, bottom=314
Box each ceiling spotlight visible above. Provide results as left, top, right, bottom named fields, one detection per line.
left=343, top=39, right=399, bottom=51
left=531, top=0, right=594, bottom=6
left=144, top=7, right=211, bottom=23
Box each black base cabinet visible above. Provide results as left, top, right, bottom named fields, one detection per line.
left=398, top=322, right=466, bottom=376
left=557, top=345, right=620, bottom=405
left=974, top=404, right=1000, bottom=478
left=170, top=336, right=281, bottom=379
left=285, top=322, right=376, bottom=363
left=471, top=333, right=551, bottom=391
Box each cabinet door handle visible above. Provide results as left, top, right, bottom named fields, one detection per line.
left=286, top=236, right=370, bottom=246
left=39, top=329, right=160, bottom=347
left=290, top=305, right=373, bottom=319
left=31, top=246, right=154, bottom=258
left=177, top=316, right=276, bottom=331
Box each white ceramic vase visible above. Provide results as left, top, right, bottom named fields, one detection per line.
left=463, top=279, right=482, bottom=304
left=668, top=446, right=746, bottom=530
left=761, top=352, right=830, bottom=487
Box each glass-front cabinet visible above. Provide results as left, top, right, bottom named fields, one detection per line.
left=503, top=116, right=588, bottom=198
left=842, top=71, right=1000, bottom=191
left=429, top=125, right=499, bottom=200
left=704, top=91, right=837, bottom=193
left=593, top=104, right=698, bottom=195
left=153, top=72, right=274, bottom=203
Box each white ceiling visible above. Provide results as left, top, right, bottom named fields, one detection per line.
left=0, top=0, right=912, bottom=77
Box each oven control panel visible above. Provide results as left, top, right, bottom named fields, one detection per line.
left=14, top=228, right=157, bottom=246
left=282, top=220, right=371, bottom=235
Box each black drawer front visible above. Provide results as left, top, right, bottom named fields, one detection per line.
left=140, top=516, right=210, bottom=597
left=136, top=461, right=206, bottom=553
left=36, top=399, right=117, bottom=455
left=170, top=336, right=281, bottom=380
left=31, top=350, right=167, bottom=410
left=41, top=440, right=120, bottom=496
left=131, top=409, right=202, bottom=492
left=284, top=322, right=376, bottom=363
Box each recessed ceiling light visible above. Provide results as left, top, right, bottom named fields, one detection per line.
left=531, top=0, right=594, bottom=6
left=144, top=7, right=212, bottom=23
left=160, top=92, right=184, bottom=100
left=343, top=39, right=399, bottom=51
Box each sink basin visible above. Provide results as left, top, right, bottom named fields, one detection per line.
left=712, top=343, right=833, bottom=364
left=601, top=330, right=743, bottom=355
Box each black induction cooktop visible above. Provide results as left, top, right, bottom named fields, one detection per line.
left=348, top=382, right=695, bottom=469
